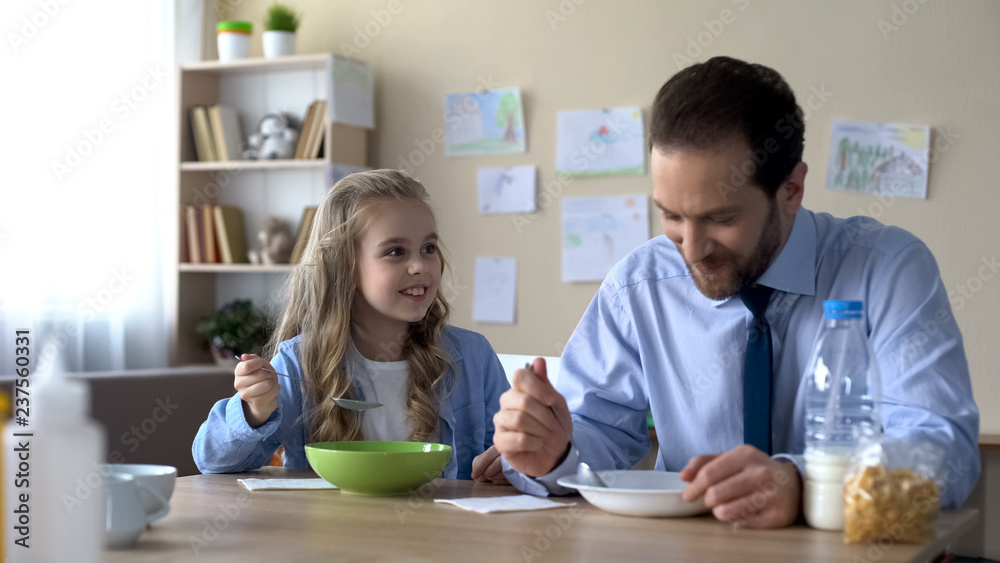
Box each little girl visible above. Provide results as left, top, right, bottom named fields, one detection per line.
left=193, top=170, right=509, bottom=482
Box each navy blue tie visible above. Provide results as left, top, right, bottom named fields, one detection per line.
left=740, top=283, right=776, bottom=455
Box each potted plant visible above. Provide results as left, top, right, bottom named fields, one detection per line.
left=195, top=299, right=271, bottom=368
left=263, top=3, right=300, bottom=58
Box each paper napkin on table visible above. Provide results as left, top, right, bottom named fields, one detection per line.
left=434, top=495, right=576, bottom=514
left=238, top=478, right=338, bottom=491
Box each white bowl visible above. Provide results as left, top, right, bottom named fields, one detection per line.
left=102, top=464, right=176, bottom=521
left=557, top=470, right=710, bottom=517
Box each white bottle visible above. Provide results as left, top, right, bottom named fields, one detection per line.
left=802, top=300, right=881, bottom=531
left=4, top=352, right=106, bottom=563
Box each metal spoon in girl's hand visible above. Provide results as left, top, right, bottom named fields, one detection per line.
left=234, top=355, right=382, bottom=411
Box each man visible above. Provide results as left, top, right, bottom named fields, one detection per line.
left=492, top=56, right=980, bottom=528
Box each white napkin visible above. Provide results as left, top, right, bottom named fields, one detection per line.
left=237, top=478, right=338, bottom=491
left=434, top=495, right=576, bottom=514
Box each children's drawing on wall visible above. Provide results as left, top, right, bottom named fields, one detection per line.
left=556, top=107, right=645, bottom=176
left=444, top=87, right=526, bottom=156
left=826, top=120, right=930, bottom=199
left=472, top=257, right=517, bottom=324
left=477, top=165, right=536, bottom=214
left=562, top=195, right=649, bottom=282
left=327, top=57, right=375, bottom=129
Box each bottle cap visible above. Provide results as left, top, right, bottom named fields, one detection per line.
left=824, top=300, right=863, bottom=319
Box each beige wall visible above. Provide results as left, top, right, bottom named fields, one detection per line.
left=213, top=0, right=1000, bottom=433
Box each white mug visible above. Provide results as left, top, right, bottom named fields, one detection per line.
left=104, top=474, right=169, bottom=549
left=102, top=464, right=176, bottom=522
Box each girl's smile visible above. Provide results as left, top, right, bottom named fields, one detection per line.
left=400, top=284, right=429, bottom=300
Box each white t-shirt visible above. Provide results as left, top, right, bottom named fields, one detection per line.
left=347, top=340, right=440, bottom=443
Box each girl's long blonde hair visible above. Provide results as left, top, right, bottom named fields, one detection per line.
left=265, top=170, right=452, bottom=443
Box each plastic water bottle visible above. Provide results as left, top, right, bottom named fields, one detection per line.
left=4, top=349, right=105, bottom=562
left=803, top=300, right=881, bottom=531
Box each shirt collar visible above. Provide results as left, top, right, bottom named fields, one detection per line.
left=709, top=207, right=817, bottom=307
left=757, top=206, right=816, bottom=296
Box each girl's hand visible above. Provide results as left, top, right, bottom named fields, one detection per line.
left=471, top=445, right=509, bottom=485
left=234, top=353, right=280, bottom=429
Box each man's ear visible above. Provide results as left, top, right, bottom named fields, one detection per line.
left=778, top=162, right=807, bottom=215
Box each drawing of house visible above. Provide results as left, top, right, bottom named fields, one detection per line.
left=871, top=153, right=923, bottom=195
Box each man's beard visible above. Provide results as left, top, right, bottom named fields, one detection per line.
left=682, top=202, right=783, bottom=301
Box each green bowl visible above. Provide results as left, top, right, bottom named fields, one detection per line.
left=304, top=441, right=452, bottom=496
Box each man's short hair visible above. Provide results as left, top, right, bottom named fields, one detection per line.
left=648, top=56, right=805, bottom=198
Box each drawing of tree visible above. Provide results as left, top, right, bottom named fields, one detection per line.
left=496, top=91, right=521, bottom=143
left=839, top=138, right=850, bottom=172
left=836, top=137, right=851, bottom=185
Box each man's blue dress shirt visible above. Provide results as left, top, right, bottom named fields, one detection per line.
left=504, top=208, right=980, bottom=508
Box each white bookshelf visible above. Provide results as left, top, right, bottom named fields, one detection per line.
left=170, top=53, right=371, bottom=366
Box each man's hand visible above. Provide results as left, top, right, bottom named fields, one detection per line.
left=492, top=357, right=572, bottom=477
left=680, top=445, right=801, bottom=528
left=471, top=445, right=509, bottom=485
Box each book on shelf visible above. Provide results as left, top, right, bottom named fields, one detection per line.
left=213, top=205, right=249, bottom=264
left=189, top=106, right=217, bottom=162
left=294, top=101, right=318, bottom=159
left=181, top=203, right=247, bottom=265
left=290, top=206, right=318, bottom=264
left=184, top=205, right=202, bottom=263
left=311, top=128, right=326, bottom=160
left=207, top=105, right=244, bottom=162
left=294, top=100, right=327, bottom=160
left=305, top=100, right=327, bottom=159
left=179, top=210, right=190, bottom=263
left=202, top=204, right=220, bottom=263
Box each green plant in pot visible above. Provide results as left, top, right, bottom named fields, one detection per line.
left=196, top=299, right=270, bottom=367
left=263, top=2, right=300, bottom=58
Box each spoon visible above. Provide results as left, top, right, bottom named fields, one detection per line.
left=327, top=398, right=383, bottom=411
left=234, top=355, right=383, bottom=411
left=577, top=461, right=611, bottom=488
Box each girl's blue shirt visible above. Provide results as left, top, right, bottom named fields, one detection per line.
left=193, top=326, right=509, bottom=479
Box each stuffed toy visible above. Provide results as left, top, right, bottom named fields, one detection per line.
left=243, top=113, right=299, bottom=160
left=248, top=216, right=294, bottom=265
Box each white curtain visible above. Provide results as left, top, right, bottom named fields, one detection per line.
left=1, top=0, right=184, bottom=372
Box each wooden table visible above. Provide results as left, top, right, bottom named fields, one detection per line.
left=106, top=467, right=978, bottom=562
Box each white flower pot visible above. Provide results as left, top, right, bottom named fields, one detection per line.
left=263, top=31, right=296, bottom=58
left=218, top=32, right=250, bottom=61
